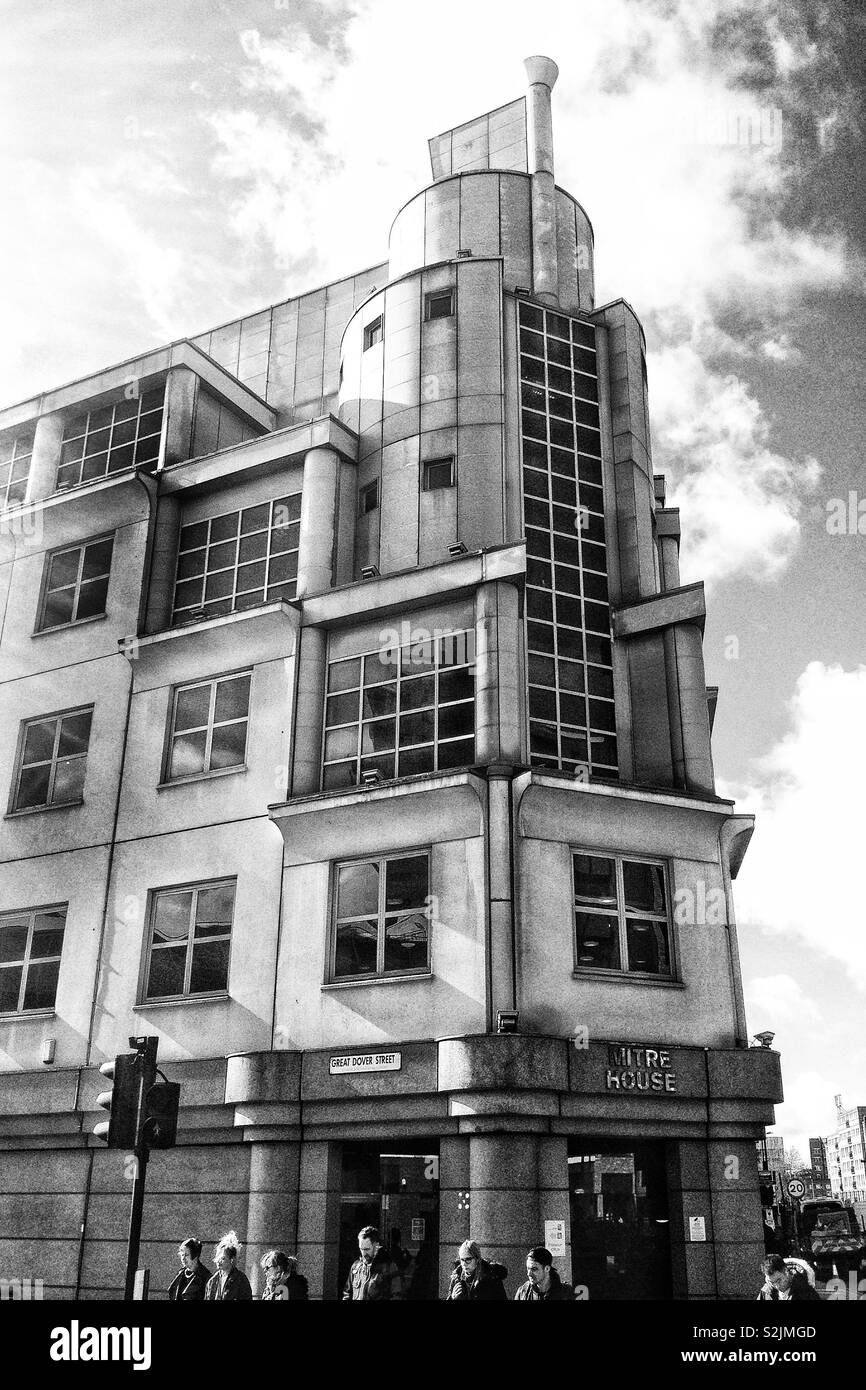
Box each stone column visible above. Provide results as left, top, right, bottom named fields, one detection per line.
left=524, top=56, right=560, bottom=306
left=297, top=1140, right=343, bottom=1300
left=27, top=411, right=66, bottom=503
left=475, top=580, right=521, bottom=765
left=290, top=625, right=327, bottom=795
left=296, top=446, right=339, bottom=598
left=465, top=1132, right=571, bottom=1295
left=438, top=1135, right=471, bottom=1297
left=162, top=366, right=197, bottom=467
left=246, top=1141, right=301, bottom=1297
left=143, top=495, right=181, bottom=634
left=656, top=509, right=682, bottom=591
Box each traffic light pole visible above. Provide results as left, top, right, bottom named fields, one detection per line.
left=124, top=1141, right=150, bottom=1301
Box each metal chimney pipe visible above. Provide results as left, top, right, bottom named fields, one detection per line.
left=523, top=55, right=560, bottom=305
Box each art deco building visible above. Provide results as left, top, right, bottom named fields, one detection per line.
left=0, top=57, right=782, bottom=1300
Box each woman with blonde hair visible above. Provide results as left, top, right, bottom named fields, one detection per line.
left=204, top=1231, right=253, bottom=1301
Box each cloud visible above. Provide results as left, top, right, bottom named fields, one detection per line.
left=767, top=1069, right=841, bottom=1158
left=727, top=662, right=866, bottom=992
left=745, top=974, right=820, bottom=1025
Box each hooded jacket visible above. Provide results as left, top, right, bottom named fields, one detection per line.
left=446, top=1257, right=508, bottom=1301
left=514, top=1268, right=574, bottom=1301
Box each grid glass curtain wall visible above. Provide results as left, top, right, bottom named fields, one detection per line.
left=322, top=631, right=475, bottom=789
left=518, top=302, right=617, bottom=780
left=172, top=494, right=301, bottom=623
left=57, top=389, right=165, bottom=489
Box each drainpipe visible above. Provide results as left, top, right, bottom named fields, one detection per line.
left=524, top=55, right=560, bottom=307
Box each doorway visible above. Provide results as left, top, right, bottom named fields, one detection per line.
left=568, top=1140, right=672, bottom=1299
left=338, top=1140, right=440, bottom=1299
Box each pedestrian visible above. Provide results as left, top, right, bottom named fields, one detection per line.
left=342, top=1225, right=393, bottom=1300
left=756, top=1254, right=820, bottom=1301
left=205, top=1231, right=253, bottom=1301
left=514, top=1246, right=574, bottom=1300
left=388, top=1227, right=415, bottom=1300
left=167, top=1237, right=211, bottom=1301
left=445, top=1239, right=508, bottom=1300
left=260, top=1249, right=308, bottom=1300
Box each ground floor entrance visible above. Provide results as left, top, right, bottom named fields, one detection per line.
left=337, top=1140, right=440, bottom=1299
left=569, top=1140, right=672, bottom=1299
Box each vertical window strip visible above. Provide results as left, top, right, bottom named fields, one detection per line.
left=0, top=431, right=34, bottom=508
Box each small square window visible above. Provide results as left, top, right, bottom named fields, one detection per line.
left=144, top=880, right=234, bottom=1001
left=37, top=536, right=114, bottom=632
left=363, top=317, right=383, bottom=350
left=424, top=290, right=454, bottom=322
left=330, top=852, right=430, bottom=982
left=166, top=672, right=251, bottom=781
left=0, top=905, right=66, bottom=1013
left=359, top=480, right=379, bottom=515
left=422, top=457, right=455, bottom=491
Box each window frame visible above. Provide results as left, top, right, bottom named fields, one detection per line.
left=141, top=877, right=236, bottom=1003
left=171, top=493, right=302, bottom=624
left=424, top=289, right=455, bottom=322
left=422, top=456, right=456, bottom=491
left=163, top=669, right=252, bottom=784
left=55, top=387, right=165, bottom=491
left=363, top=316, right=384, bottom=350
left=9, top=705, right=93, bottom=814
left=571, top=849, right=675, bottom=979
left=359, top=479, right=379, bottom=515
left=328, top=849, right=431, bottom=984
left=35, top=533, right=114, bottom=634
left=0, top=430, right=34, bottom=510
left=0, top=902, right=66, bottom=1016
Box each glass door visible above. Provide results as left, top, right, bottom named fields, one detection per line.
left=338, top=1141, right=440, bottom=1299
left=568, top=1140, right=671, bottom=1299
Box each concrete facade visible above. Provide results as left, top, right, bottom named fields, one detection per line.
left=0, top=57, right=780, bottom=1300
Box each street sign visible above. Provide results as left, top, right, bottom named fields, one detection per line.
left=329, top=1051, right=402, bottom=1075
left=787, top=1178, right=806, bottom=1199
left=544, top=1220, right=566, bottom=1257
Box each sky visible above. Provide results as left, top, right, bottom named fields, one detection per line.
left=2, top=0, right=864, bottom=1158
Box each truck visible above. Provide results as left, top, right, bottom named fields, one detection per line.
left=798, top=1198, right=866, bottom=1282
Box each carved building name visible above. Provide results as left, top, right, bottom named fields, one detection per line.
left=605, top=1044, right=677, bottom=1093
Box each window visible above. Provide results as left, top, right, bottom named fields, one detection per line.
left=331, top=852, right=429, bottom=981
left=56, top=389, right=164, bottom=490
left=572, top=853, right=671, bottom=976
left=359, top=480, right=379, bottom=515
left=172, top=494, right=300, bottom=623
left=144, top=880, right=234, bottom=1001
left=323, top=629, right=475, bottom=789
left=363, top=316, right=383, bottom=350
left=166, top=672, right=251, bottom=781
left=0, top=429, right=34, bottom=509
left=424, top=289, right=454, bottom=321
left=11, top=708, right=92, bottom=812
left=422, top=457, right=455, bottom=491
left=36, top=536, right=113, bottom=631
left=0, top=906, right=65, bottom=1014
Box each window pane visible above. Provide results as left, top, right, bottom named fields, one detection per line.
left=209, top=720, right=247, bottom=769
left=438, top=736, right=473, bottom=769
left=205, top=569, right=234, bottom=602
left=180, top=521, right=208, bottom=550
left=236, top=560, right=266, bottom=593
left=327, top=691, right=360, bottom=726
left=31, top=913, right=65, bottom=957
left=48, top=549, right=80, bottom=589
left=80, top=538, right=113, bottom=579
left=214, top=674, right=250, bottom=724
left=16, top=764, right=51, bottom=809
left=362, top=683, right=397, bottom=718
left=575, top=912, right=621, bottom=969
left=438, top=667, right=474, bottom=704
left=0, top=920, right=28, bottom=962
left=334, top=920, right=379, bottom=977
left=176, top=550, right=206, bottom=581
left=385, top=855, right=428, bottom=912
left=272, top=494, right=301, bottom=526
left=174, top=685, right=211, bottom=732
left=328, top=658, right=361, bottom=693
left=322, top=761, right=355, bottom=790
left=75, top=577, right=109, bottom=620
left=337, top=861, right=380, bottom=919
left=40, top=589, right=76, bottom=629
left=573, top=854, right=616, bottom=904
left=399, top=675, right=434, bottom=712
left=174, top=577, right=205, bottom=611
left=58, top=711, right=92, bottom=756
left=209, top=512, right=239, bottom=544
left=438, top=701, right=473, bottom=739
left=52, top=755, right=85, bottom=803
left=0, top=967, right=22, bottom=1011
left=240, top=502, right=270, bottom=534
left=384, top=912, right=428, bottom=972
left=365, top=651, right=398, bottom=685
left=400, top=641, right=435, bottom=677
left=400, top=710, right=434, bottom=747
left=361, top=718, right=395, bottom=754
left=398, top=744, right=435, bottom=776
left=623, top=862, right=666, bottom=914
left=195, top=884, right=235, bottom=934
left=359, top=752, right=395, bottom=781
left=23, top=720, right=56, bottom=764
left=324, top=726, right=357, bottom=763
left=626, top=918, right=670, bottom=974
left=169, top=730, right=207, bottom=778
left=238, top=530, right=268, bottom=564
left=146, top=945, right=186, bottom=998
left=267, top=550, right=298, bottom=584
left=189, top=939, right=230, bottom=993
left=22, top=959, right=60, bottom=1010
left=152, top=891, right=193, bottom=943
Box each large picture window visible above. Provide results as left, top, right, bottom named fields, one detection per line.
left=572, top=852, right=671, bottom=977
left=331, top=852, right=430, bottom=982
left=11, top=707, right=92, bottom=812
left=165, top=672, right=251, bottom=781
left=144, top=880, right=235, bottom=1001
left=0, top=905, right=66, bottom=1014
left=56, top=389, right=164, bottom=490
left=322, top=630, right=475, bottom=789
left=36, top=536, right=114, bottom=631
left=172, top=494, right=301, bottom=623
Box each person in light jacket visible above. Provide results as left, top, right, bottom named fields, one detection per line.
left=205, top=1232, right=253, bottom=1301
left=168, top=1238, right=211, bottom=1302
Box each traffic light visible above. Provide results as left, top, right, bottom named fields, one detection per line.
left=141, top=1081, right=180, bottom=1150
left=94, top=1053, right=140, bottom=1148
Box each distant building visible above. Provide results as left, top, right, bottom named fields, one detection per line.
left=809, top=1136, right=832, bottom=1197
left=824, top=1096, right=866, bottom=1208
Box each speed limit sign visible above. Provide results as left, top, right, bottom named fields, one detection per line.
left=787, top=1178, right=806, bottom=1199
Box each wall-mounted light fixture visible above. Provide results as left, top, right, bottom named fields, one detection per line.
left=753, top=1030, right=776, bottom=1049
left=360, top=565, right=380, bottom=579
left=447, top=541, right=467, bottom=558
left=41, top=1038, right=56, bottom=1065
left=496, top=1010, right=519, bottom=1034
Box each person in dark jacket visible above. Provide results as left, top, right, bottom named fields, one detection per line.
left=756, top=1255, right=820, bottom=1301
left=168, top=1238, right=211, bottom=1301
left=514, top=1246, right=574, bottom=1301
left=342, top=1225, right=393, bottom=1300
left=260, top=1249, right=308, bottom=1301
left=446, top=1240, right=508, bottom=1300
left=204, top=1232, right=253, bottom=1301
